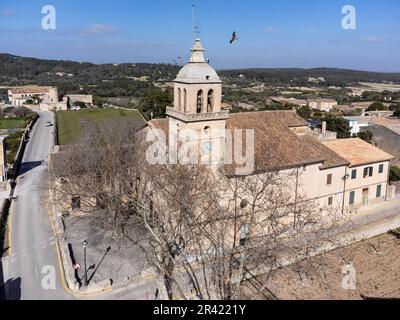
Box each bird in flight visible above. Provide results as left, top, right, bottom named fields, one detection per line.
left=230, top=31, right=239, bottom=44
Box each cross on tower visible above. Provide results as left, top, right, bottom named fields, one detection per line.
left=192, top=1, right=202, bottom=40
left=194, top=22, right=202, bottom=38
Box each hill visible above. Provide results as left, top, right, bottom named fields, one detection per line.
left=1, top=53, right=400, bottom=90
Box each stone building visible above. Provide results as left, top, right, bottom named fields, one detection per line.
left=308, top=98, right=338, bottom=112
left=8, top=86, right=59, bottom=106
left=148, top=39, right=395, bottom=213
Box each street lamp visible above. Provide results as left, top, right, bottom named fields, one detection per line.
left=82, top=240, right=88, bottom=287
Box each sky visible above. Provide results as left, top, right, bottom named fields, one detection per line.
left=0, top=0, right=399, bottom=72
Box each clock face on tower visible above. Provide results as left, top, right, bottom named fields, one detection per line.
left=202, top=141, right=212, bottom=155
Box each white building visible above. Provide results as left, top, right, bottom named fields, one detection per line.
left=343, top=117, right=371, bottom=136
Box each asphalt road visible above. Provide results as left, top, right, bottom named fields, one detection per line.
left=1, top=111, right=73, bottom=300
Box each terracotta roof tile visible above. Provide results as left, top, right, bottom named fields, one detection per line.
left=225, top=111, right=327, bottom=173
left=323, top=138, right=394, bottom=167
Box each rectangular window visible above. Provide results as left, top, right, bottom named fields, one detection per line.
left=351, top=169, right=357, bottom=179
left=349, top=191, right=355, bottom=205
left=379, top=164, right=384, bottom=174
left=327, top=174, right=332, bottom=185
left=376, top=185, right=382, bottom=198
left=328, top=197, right=333, bottom=206
left=363, top=167, right=373, bottom=178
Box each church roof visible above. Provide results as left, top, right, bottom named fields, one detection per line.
left=175, top=39, right=221, bottom=84
left=225, top=111, right=344, bottom=174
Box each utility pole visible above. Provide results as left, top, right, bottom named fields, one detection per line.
left=82, top=240, right=88, bottom=286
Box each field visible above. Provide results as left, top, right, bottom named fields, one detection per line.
left=56, top=108, right=145, bottom=145
left=0, top=118, right=28, bottom=130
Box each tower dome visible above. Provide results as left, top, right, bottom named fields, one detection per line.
left=175, top=39, right=221, bottom=84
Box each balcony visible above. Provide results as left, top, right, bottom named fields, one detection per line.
left=166, top=107, right=229, bottom=123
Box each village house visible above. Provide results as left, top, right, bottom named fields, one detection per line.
left=66, top=94, right=94, bottom=106
left=266, top=97, right=308, bottom=108
left=7, top=85, right=68, bottom=111
left=8, top=85, right=59, bottom=106
left=308, top=98, right=338, bottom=112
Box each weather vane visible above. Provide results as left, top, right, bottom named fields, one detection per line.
left=192, top=0, right=201, bottom=39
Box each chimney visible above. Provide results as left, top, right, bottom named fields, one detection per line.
left=322, top=121, right=327, bottom=135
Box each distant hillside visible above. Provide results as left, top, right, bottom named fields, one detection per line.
left=1, top=53, right=400, bottom=92
left=0, top=53, right=180, bottom=94
left=220, top=68, right=400, bottom=87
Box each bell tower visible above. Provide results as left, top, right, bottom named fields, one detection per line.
left=166, top=39, right=228, bottom=165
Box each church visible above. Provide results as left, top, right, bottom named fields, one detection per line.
left=148, top=39, right=395, bottom=213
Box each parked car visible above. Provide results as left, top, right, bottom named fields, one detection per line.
left=307, top=119, right=321, bottom=130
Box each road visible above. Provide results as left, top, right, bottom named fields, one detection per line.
left=1, top=111, right=73, bottom=300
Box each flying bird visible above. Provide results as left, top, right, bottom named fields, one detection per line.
left=230, top=31, right=239, bottom=44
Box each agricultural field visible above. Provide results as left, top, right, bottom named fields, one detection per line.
left=56, top=108, right=145, bottom=145
left=0, top=118, right=27, bottom=130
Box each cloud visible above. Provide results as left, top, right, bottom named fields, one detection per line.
left=0, top=9, right=15, bottom=16
left=360, top=36, right=384, bottom=44
left=265, top=26, right=277, bottom=33
left=80, top=24, right=120, bottom=36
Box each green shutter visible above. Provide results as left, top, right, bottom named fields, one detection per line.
left=376, top=185, right=382, bottom=198
left=349, top=191, right=355, bottom=205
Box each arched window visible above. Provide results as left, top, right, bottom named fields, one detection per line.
left=183, top=89, right=187, bottom=112
left=207, top=89, right=214, bottom=113
left=178, top=88, right=181, bottom=111
left=196, top=90, right=203, bottom=114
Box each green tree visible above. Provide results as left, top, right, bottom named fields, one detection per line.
left=74, top=101, right=87, bottom=109
left=367, top=101, right=387, bottom=111
left=358, top=131, right=373, bottom=144
left=138, top=88, right=173, bottom=119
left=296, top=106, right=312, bottom=120
left=390, top=166, right=400, bottom=182
left=322, top=115, right=351, bottom=139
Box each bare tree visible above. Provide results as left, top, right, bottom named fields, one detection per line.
left=49, top=119, right=352, bottom=300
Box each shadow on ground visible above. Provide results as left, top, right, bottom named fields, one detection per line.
left=18, top=161, right=43, bottom=176
left=0, top=276, right=22, bottom=300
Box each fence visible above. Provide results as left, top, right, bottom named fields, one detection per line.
left=11, top=115, right=39, bottom=179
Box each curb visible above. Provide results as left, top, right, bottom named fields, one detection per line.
left=45, top=197, right=113, bottom=298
